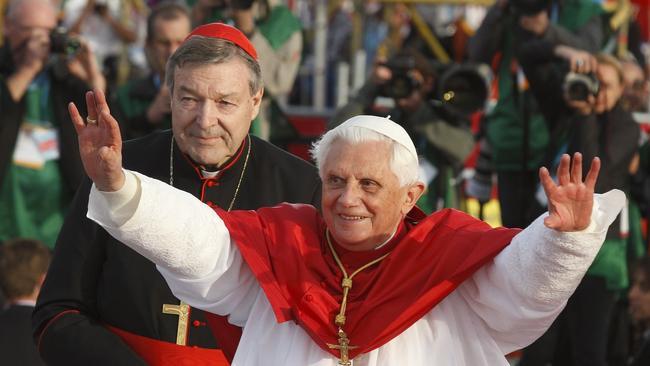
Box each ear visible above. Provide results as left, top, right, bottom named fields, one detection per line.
left=31, top=273, right=47, bottom=299
left=401, top=182, right=426, bottom=215
left=250, top=87, right=264, bottom=121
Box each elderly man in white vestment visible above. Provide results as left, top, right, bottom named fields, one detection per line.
left=69, top=89, right=624, bottom=366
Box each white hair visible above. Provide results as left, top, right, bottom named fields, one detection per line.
left=310, top=126, right=420, bottom=187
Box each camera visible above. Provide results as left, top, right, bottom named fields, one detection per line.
left=435, top=63, right=491, bottom=117
left=511, top=0, right=551, bottom=16
left=377, top=56, right=422, bottom=99
left=563, top=72, right=600, bottom=102
left=50, top=27, right=81, bottom=56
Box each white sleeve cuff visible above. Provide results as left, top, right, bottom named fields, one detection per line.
left=88, top=170, right=141, bottom=227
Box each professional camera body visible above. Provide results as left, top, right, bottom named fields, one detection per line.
left=563, top=72, right=600, bottom=101
left=50, top=27, right=81, bottom=56
left=377, top=56, right=422, bottom=99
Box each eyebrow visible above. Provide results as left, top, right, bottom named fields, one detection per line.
left=177, top=85, right=198, bottom=96
left=176, top=85, right=236, bottom=99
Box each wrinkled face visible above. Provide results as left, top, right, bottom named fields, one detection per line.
left=4, top=2, right=57, bottom=65
left=595, top=63, right=624, bottom=114
left=147, top=16, right=191, bottom=76
left=629, top=269, right=650, bottom=325
left=321, top=139, right=421, bottom=251
left=171, top=60, right=262, bottom=167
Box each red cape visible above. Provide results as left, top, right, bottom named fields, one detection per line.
left=207, top=204, right=519, bottom=359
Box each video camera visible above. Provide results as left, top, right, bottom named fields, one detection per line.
left=563, top=72, right=600, bottom=102
left=376, top=54, right=490, bottom=117
left=435, top=63, right=491, bottom=117
left=50, top=27, right=81, bottom=56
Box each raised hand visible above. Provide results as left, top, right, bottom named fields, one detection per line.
left=69, top=89, right=125, bottom=191
left=539, top=153, right=600, bottom=231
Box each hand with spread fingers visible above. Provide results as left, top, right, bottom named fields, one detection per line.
left=68, top=89, right=125, bottom=192
left=540, top=153, right=601, bottom=231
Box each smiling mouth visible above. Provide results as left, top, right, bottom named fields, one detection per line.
left=339, top=214, right=366, bottom=221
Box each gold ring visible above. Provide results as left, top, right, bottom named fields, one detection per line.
left=86, top=117, right=97, bottom=124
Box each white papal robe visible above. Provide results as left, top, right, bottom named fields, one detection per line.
left=88, top=171, right=624, bottom=366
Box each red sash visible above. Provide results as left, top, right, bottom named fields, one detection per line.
left=107, top=325, right=229, bottom=366
left=217, top=204, right=519, bottom=359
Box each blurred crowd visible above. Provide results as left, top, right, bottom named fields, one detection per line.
left=1, top=0, right=650, bottom=365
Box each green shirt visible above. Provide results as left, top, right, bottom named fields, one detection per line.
left=0, top=74, right=65, bottom=248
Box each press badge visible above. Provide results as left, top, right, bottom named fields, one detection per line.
left=13, top=123, right=60, bottom=169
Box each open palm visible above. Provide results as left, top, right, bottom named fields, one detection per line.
left=69, top=89, right=124, bottom=191
left=540, top=153, right=600, bottom=232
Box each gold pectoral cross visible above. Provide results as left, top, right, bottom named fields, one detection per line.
left=162, top=300, right=190, bottom=345
left=327, top=328, right=359, bottom=366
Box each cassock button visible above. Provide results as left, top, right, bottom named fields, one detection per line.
left=192, top=320, right=206, bottom=327
left=206, top=180, right=218, bottom=187
left=305, top=294, right=314, bottom=302
left=206, top=201, right=214, bottom=207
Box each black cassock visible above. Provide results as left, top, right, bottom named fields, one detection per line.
left=1, top=305, right=45, bottom=366
left=34, top=131, right=321, bottom=365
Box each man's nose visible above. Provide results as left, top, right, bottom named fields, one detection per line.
left=338, top=184, right=360, bottom=207
left=195, top=101, right=217, bottom=127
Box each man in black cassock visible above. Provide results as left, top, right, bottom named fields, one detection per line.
left=32, top=23, right=321, bottom=366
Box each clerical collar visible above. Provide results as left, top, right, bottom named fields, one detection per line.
left=175, top=135, right=249, bottom=183
left=200, top=169, right=219, bottom=179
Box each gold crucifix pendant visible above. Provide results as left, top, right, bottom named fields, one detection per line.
left=162, top=300, right=190, bottom=345
left=327, top=328, right=359, bottom=366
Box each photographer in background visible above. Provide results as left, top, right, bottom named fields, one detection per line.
left=468, top=0, right=603, bottom=229
left=0, top=0, right=105, bottom=248
left=62, top=0, right=140, bottom=90
left=330, top=49, right=475, bottom=212
left=112, top=2, right=191, bottom=139
left=517, top=49, right=641, bottom=366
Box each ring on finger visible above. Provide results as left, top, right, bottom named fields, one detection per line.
left=86, top=117, right=97, bottom=124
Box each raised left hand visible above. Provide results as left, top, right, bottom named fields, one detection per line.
left=540, top=153, right=600, bottom=231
